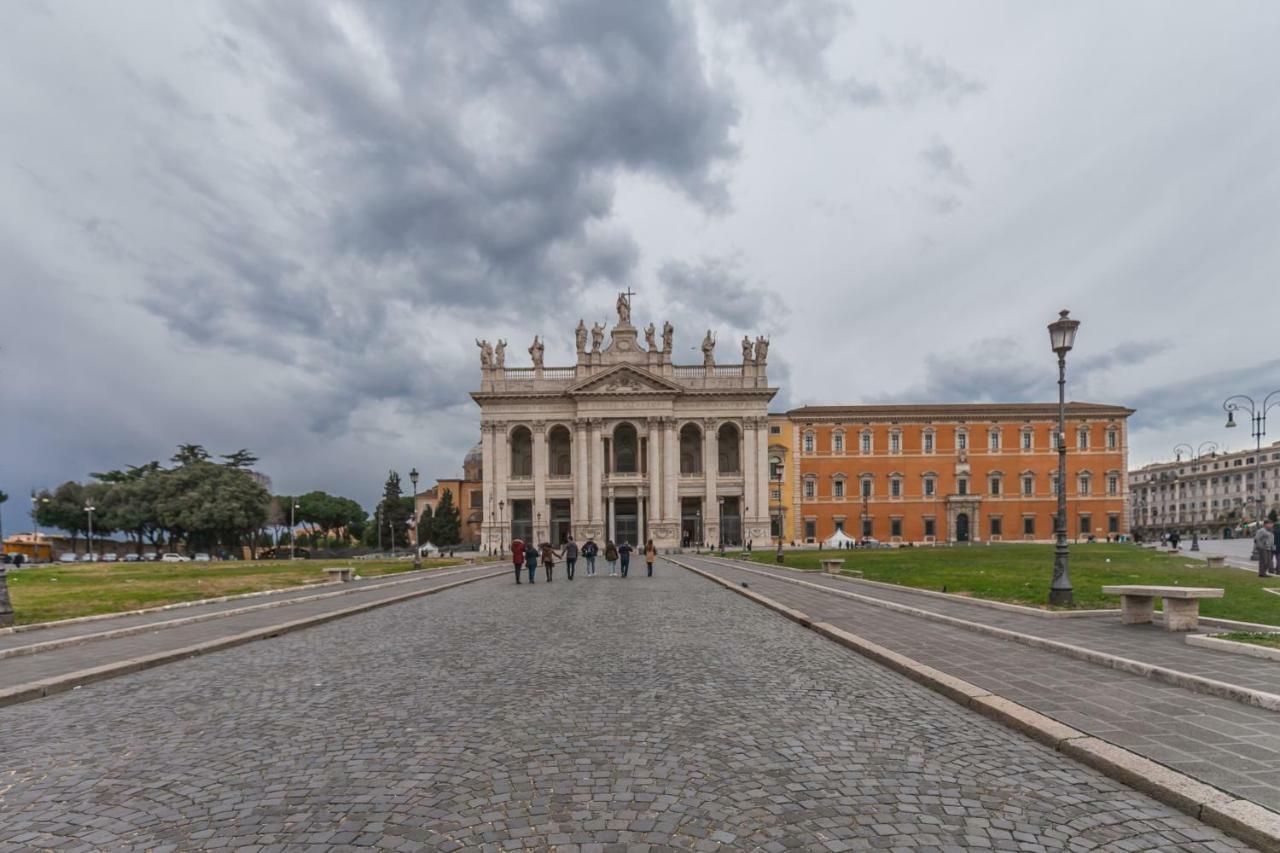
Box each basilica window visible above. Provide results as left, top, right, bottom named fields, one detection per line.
left=510, top=426, right=533, bottom=478
left=718, top=423, right=742, bottom=474
left=548, top=425, right=572, bottom=477
left=613, top=423, right=638, bottom=474
left=680, top=423, right=703, bottom=474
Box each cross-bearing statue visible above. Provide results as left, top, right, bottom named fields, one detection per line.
left=701, top=329, right=716, bottom=366
left=475, top=338, right=493, bottom=368
left=616, top=290, right=631, bottom=325
left=591, top=322, right=605, bottom=353
left=644, top=322, right=657, bottom=351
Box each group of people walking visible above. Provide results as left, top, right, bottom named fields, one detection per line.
left=509, top=536, right=657, bottom=584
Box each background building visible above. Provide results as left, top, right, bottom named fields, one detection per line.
left=1129, top=442, right=1280, bottom=537
left=781, top=403, right=1133, bottom=544
left=414, top=444, right=485, bottom=546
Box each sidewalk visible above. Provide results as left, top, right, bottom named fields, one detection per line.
left=682, top=554, right=1280, bottom=813
left=0, top=562, right=505, bottom=704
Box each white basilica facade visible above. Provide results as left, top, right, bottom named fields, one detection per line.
left=472, top=295, right=777, bottom=551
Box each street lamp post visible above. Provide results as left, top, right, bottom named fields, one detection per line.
left=861, top=491, right=869, bottom=546
left=1224, top=390, right=1280, bottom=525
left=290, top=500, right=300, bottom=560
left=409, top=468, right=421, bottom=569
left=30, top=495, right=48, bottom=556
left=376, top=505, right=382, bottom=554
left=389, top=513, right=396, bottom=559
left=1048, top=309, right=1080, bottom=607
left=85, top=504, right=96, bottom=559
left=717, top=497, right=725, bottom=556
left=499, top=499, right=506, bottom=550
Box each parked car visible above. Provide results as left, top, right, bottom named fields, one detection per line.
left=103, top=553, right=118, bottom=563
left=160, top=553, right=190, bottom=562
left=59, top=552, right=78, bottom=563
left=1, top=553, right=10, bottom=565
left=80, top=553, right=98, bottom=562
left=142, top=552, right=159, bottom=561
left=123, top=553, right=141, bottom=562
left=193, top=553, right=212, bottom=562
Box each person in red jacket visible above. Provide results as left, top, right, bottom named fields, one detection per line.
left=510, top=538, right=526, bottom=584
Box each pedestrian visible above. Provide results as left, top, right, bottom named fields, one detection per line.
left=619, top=540, right=632, bottom=578
left=524, top=543, right=539, bottom=584
left=644, top=538, right=656, bottom=577
left=605, top=540, right=619, bottom=576
left=540, top=542, right=561, bottom=582
left=563, top=536, right=579, bottom=580
left=1169, top=531, right=1181, bottom=551
left=746, top=539, right=752, bottom=553
left=582, top=537, right=598, bottom=576
left=510, top=538, right=526, bottom=585
left=1255, top=520, right=1276, bottom=578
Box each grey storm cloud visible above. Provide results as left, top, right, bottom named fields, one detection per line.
left=657, top=255, right=788, bottom=334
left=705, top=0, right=852, bottom=83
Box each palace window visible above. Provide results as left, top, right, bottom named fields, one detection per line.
left=923, top=517, right=936, bottom=538
left=923, top=477, right=936, bottom=497
left=1106, top=428, right=1118, bottom=449
left=1021, top=429, right=1033, bottom=450
left=834, top=479, right=846, bottom=499
left=1050, top=473, right=1060, bottom=496
left=1078, top=428, right=1090, bottom=450
left=804, top=520, right=816, bottom=540
left=956, top=429, right=968, bottom=451
left=890, top=518, right=903, bottom=538
left=1108, top=514, right=1120, bottom=533
left=1050, top=431, right=1060, bottom=451
left=1022, top=475, right=1034, bottom=496
left=890, top=430, right=902, bottom=454
left=769, top=454, right=784, bottom=481
left=989, top=429, right=1001, bottom=451
left=923, top=430, right=935, bottom=454
left=862, top=517, right=873, bottom=537
left=1107, top=474, right=1119, bottom=496
left=1079, top=474, right=1091, bottom=496
left=770, top=488, right=781, bottom=501
left=990, top=516, right=1003, bottom=537
left=989, top=476, right=1002, bottom=496
left=770, top=424, right=781, bottom=435
left=1079, top=514, right=1092, bottom=536
left=803, top=430, right=815, bottom=454
left=1023, top=516, right=1036, bottom=536
left=958, top=477, right=969, bottom=496
left=833, top=431, right=844, bottom=453
left=861, top=431, right=872, bottom=453
left=890, top=477, right=902, bottom=498
left=803, top=477, right=816, bottom=499
left=861, top=477, right=873, bottom=498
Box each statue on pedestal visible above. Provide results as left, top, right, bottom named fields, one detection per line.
left=575, top=320, right=587, bottom=356
left=475, top=338, right=493, bottom=368
left=494, top=339, right=507, bottom=368
left=741, top=335, right=754, bottom=364
left=755, top=335, right=770, bottom=364
left=591, top=322, right=605, bottom=353
left=616, top=289, right=633, bottom=325
left=644, top=322, right=657, bottom=351
left=662, top=321, right=674, bottom=354
left=529, top=336, right=544, bottom=368
left=701, top=330, right=716, bottom=366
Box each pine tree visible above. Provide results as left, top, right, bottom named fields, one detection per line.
left=377, top=471, right=412, bottom=548
left=431, top=488, right=462, bottom=547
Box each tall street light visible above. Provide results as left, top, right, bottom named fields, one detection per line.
left=85, top=504, right=96, bottom=559
left=409, top=467, right=421, bottom=569
left=30, top=494, right=48, bottom=546
left=290, top=500, right=300, bottom=560
left=1224, top=390, right=1280, bottom=525
left=1048, top=309, right=1080, bottom=607
left=499, top=499, right=506, bottom=552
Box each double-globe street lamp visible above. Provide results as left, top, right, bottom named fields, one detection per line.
left=1048, top=309, right=1080, bottom=607
left=84, top=504, right=96, bottom=559
left=1224, top=390, right=1280, bottom=525
left=409, top=467, right=421, bottom=569
left=1171, top=443, right=1219, bottom=552
left=289, top=499, right=300, bottom=560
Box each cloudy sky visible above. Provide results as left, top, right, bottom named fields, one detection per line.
left=3, top=0, right=1278, bottom=533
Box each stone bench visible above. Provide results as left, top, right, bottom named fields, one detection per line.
left=820, top=559, right=844, bottom=575
left=1101, top=585, right=1223, bottom=632
left=1204, top=555, right=1226, bottom=568
left=325, top=567, right=355, bottom=583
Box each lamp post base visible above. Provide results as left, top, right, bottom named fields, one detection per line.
left=1048, top=587, right=1074, bottom=607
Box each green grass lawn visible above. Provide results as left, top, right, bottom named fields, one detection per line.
left=737, top=543, right=1280, bottom=625
left=1215, top=631, right=1280, bottom=649
left=5, top=557, right=465, bottom=625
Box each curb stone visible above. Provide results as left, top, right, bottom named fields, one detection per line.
left=0, top=563, right=502, bottom=661
left=704, top=556, right=1280, bottom=713
left=0, top=570, right=505, bottom=710
left=671, top=557, right=1280, bottom=853
left=1187, top=632, right=1280, bottom=662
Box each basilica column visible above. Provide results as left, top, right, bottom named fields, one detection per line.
left=703, top=417, right=719, bottom=545
left=589, top=418, right=605, bottom=531
left=495, top=422, right=510, bottom=543
left=481, top=422, right=496, bottom=549
left=743, top=418, right=757, bottom=536
left=663, top=417, right=679, bottom=525
left=574, top=419, right=589, bottom=534
left=532, top=421, right=548, bottom=542
left=755, top=416, right=770, bottom=533
left=646, top=418, right=661, bottom=536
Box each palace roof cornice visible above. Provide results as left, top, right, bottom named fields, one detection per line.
left=785, top=402, right=1134, bottom=423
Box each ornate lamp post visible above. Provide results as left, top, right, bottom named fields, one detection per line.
left=717, top=497, right=725, bottom=556
left=84, top=504, right=96, bottom=560
left=499, top=499, right=506, bottom=550
left=290, top=500, right=300, bottom=560
left=409, top=467, right=421, bottom=569
left=1224, top=390, right=1280, bottom=525
left=1048, top=309, right=1080, bottom=607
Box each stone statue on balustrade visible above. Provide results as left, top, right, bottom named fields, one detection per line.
left=662, top=321, right=674, bottom=354
left=616, top=290, right=632, bottom=325
left=494, top=339, right=506, bottom=368
left=529, top=336, right=544, bottom=368
left=741, top=335, right=754, bottom=364
left=575, top=320, right=587, bottom=356
left=591, top=322, right=605, bottom=353
left=701, top=330, right=716, bottom=366
left=755, top=335, right=769, bottom=364
left=644, top=322, right=657, bottom=352
left=475, top=338, right=493, bottom=368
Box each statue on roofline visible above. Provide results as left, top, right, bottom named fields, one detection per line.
left=644, top=322, right=657, bottom=351
left=529, top=336, right=544, bottom=368
left=494, top=339, right=507, bottom=368
left=755, top=335, right=769, bottom=364
left=701, top=329, right=716, bottom=367
left=475, top=338, right=493, bottom=368
left=741, top=335, right=754, bottom=364
left=662, top=321, right=674, bottom=354
left=575, top=320, right=587, bottom=355
left=591, top=322, right=605, bottom=353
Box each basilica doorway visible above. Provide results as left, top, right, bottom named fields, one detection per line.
left=549, top=499, right=572, bottom=546
left=613, top=498, right=639, bottom=546
left=681, top=497, right=703, bottom=546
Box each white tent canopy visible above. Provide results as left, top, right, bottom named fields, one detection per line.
left=822, top=528, right=857, bottom=549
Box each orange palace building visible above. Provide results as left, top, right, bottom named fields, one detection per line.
left=772, top=402, right=1133, bottom=545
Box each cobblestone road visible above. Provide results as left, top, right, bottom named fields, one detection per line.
left=0, top=561, right=1251, bottom=851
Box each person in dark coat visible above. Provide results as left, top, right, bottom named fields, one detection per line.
left=618, top=540, right=633, bottom=578
left=644, top=539, right=657, bottom=577
left=563, top=536, right=579, bottom=580
left=582, top=538, right=599, bottom=576
left=511, top=538, right=526, bottom=584
left=604, top=540, right=619, bottom=576
left=524, top=544, right=538, bottom=584
left=540, top=542, right=561, bottom=582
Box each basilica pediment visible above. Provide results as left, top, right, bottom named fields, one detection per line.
left=566, top=364, right=683, bottom=396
